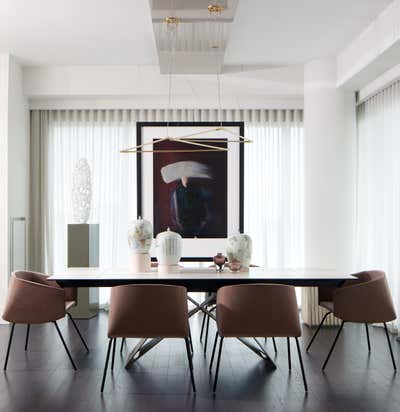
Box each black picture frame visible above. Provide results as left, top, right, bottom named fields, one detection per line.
left=136, top=121, right=245, bottom=261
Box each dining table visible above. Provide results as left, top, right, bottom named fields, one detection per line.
left=48, top=266, right=355, bottom=370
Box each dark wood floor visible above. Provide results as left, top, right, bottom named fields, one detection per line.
left=0, top=310, right=399, bottom=412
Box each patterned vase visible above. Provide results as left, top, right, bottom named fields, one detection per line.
left=155, top=228, right=182, bottom=266
left=226, top=234, right=252, bottom=269
left=127, top=217, right=153, bottom=254
left=72, top=158, right=92, bottom=224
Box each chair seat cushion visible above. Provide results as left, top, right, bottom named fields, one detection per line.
left=320, top=301, right=334, bottom=312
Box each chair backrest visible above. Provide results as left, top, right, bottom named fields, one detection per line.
left=333, top=270, right=396, bottom=323
left=64, top=287, right=77, bottom=302
left=216, top=284, right=301, bottom=338
left=317, top=270, right=374, bottom=305
left=108, top=284, right=189, bottom=338
left=2, top=271, right=65, bottom=324
left=352, top=270, right=379, bottom=282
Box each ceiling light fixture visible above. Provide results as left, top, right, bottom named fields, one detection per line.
left=120, top=2, right=251, bottom=154
left=207, top=4, right=223, bottom=16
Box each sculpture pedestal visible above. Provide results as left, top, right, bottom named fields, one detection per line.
left=130, top=253, right=151, bottom=273
left=67, top=224, right=99, bottom=319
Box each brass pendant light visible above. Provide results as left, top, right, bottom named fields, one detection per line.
left=120, top=3, right=251, bottom=154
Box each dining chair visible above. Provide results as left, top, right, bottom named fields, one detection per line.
left=2, top=271, right=89, bottom=371
left=306, top=270, right=397, bottom=371
left=200, top=264, right=280, bottom=355
left=210, top=284, right=308, bottom=393
left=101, top=284, right=196, bottom=393
left=118, top=263, right=193, bottom=356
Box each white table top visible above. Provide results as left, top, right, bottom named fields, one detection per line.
left=49, top=266, right=355, bottom=281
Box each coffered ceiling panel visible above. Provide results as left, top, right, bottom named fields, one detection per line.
left=150, top=0, right=238, bottom=74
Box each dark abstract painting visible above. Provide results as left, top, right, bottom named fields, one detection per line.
left=153, top=139, right=227, bottom=238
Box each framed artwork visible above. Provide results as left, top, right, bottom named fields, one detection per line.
left=136, top=122, right=244, bottom=261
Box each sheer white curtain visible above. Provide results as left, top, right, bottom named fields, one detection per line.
left=356, top=82, right=400, bottom=331
left=38, top=108, right=304, bottom=305
left=46, top=110, right=137, bottom=304
left=244, top=110, right=304, bottom=269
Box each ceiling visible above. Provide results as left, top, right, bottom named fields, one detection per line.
left=0, top=0, right=158, bottom=65
left=225, top=0, right=394, bottom=66
left=0, top=0, right=393, bottom=68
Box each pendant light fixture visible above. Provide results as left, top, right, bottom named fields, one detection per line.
left=120, top=2, right=251, bottom=154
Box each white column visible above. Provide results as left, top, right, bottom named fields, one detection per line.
left=302, top=58, right=356, bottom=325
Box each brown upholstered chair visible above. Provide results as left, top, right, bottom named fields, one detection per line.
left=210, top=284, right=307, bottom=393
left=101, top=284, right=195, bottom=393
left=306, top=270, right=397, bottom=371
left=2, top=271, right=89, bottom=371
left=200, top=264, right=279, bottom=356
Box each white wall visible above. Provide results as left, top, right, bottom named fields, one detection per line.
left=23, top=65, right=304, bottom=110
left=8, top=56, right=29, bottom=281
left=0, top=54, right=29, bottom=321
left=0, top=54, right=10, bottom=318
left=8, top=57, right=29, bottom=223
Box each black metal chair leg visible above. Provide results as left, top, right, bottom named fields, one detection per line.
left=209, top=332, right=219, bottom=373
left=188, top=326, right=194, bottom=355
left=24, top=324, right=30, bottom=351
left=287, top=337, right=291, bottom=370
left=53, top=321, right=77, bottom=370
left=111, top=338, right=116, bottom=371
left=200, top=311, right=207, bottom=342
left=306, top=311, right=331, bottom=352
left=322, top=321, right=344, bottom=371
left=4, top=323, right=15, bottom=370
left=204, top=313, right=211, bottom=355
left=383, top=323, right=397, bottom=371
left=120, top=338, right=125, bottom=354
left=295, top=337, right=308, bottom=392
left=67, top=313, right=89, bottom=353
left=213, top=336, right=224, bottom=393
left=184, top=338, right=196, bottom=392
left=101, top=339, right=113, bottom=393
left=272, top=337, right=278, bottom=353
left=365, top=323, right=371, bottom=352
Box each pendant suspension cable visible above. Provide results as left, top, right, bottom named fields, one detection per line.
left=211, top=5, right=223, bottom=129
left=166, top=0, right=177, bottom=139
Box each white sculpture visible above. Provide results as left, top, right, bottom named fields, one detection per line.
left=226, top=233, right=252, bottom=269
left=155, top=228, right=182, bottom=271
left=72, top=158, right=92, bottom=224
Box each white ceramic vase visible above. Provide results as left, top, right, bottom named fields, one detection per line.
left=226, top=233, right=252, bottom=269
left=72, top=158, right=92, bottom=224
left=128, top=217, right=153, bottom=272
left=155, top=228, right=182, bottom=267
left=127, top=217, right=153, bottom=254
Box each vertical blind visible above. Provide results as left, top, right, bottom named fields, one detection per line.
left=30, top=109, right=304, bottom=304
left=356, top=81, right=400, bottom=331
